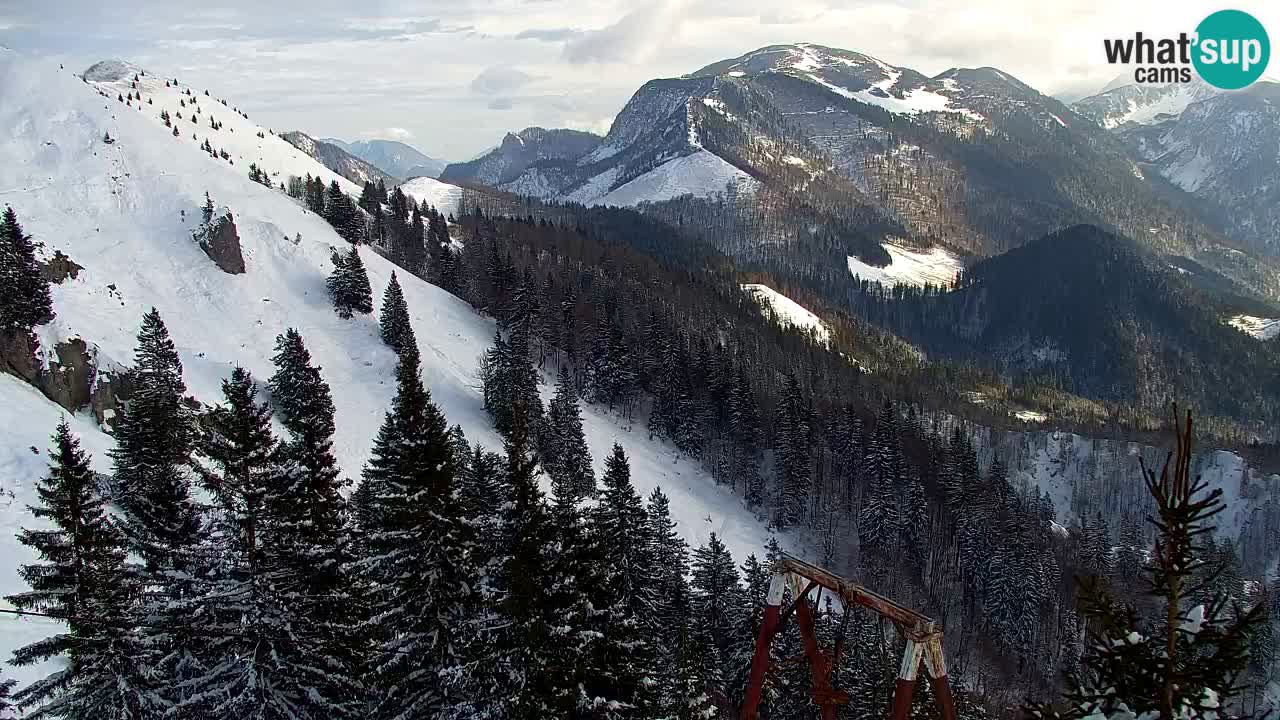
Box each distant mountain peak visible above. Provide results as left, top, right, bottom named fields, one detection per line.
left=322, top=138, right=447, bottom=179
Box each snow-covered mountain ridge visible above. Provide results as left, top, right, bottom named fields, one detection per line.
left=446, top=43, right=1279, bottom=303
left=0, top=50, right=786, bottom=690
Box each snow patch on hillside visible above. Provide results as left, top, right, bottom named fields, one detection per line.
left=398, top=175, right=464, bottom=215
left=741, top=284, right=829, bottom=343
left=805, top=71, right=983, bottom=121
left=587, top=150, right=756, bottom=207
left=847, top=243, right=962, bottom=288
left=0, top=52, right=788, bottom=685
left=1228, top=314, right=1280, bottom=340
left=1103, top=85, right=1207, bottom=128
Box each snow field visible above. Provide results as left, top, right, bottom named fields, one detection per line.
left=0, top=50, right=788, bottom=690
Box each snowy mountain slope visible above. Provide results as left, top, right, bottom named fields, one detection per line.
left=280, top=130, right=396, bottom=186
left=397, top=175, right=464, bottom=216
left=741, top=284, right=829, bottom=343
left=1091, top=82, right=1280, bottom=258
left=1229, top=314, right=1280, bottom=341
left=439, top=127, right=602, bottom=194
left=1073, top=80, right=1220, bottom=129
left=846, top=242, right=963, bottom=288
left=324, top=138, right=446, bottom=179
left=582, top=150, right=757, bottom=207
left=0, top=50, right=786, bottom=682
left=81, top=59, right=363, bottom=198
left=444, top=42, right=1256, bottom=297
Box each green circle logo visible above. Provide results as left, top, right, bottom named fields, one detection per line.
left=1193, top=10, right=1270, bottom=90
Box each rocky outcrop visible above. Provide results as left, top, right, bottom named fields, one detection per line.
left=0, top=331, right=41, bottom=383
left=89, top=366, right=133, bottom=431
left=0, top=332, right=129, bottom=425
left=197, top=211, right=246, bottom=274
left=40, top=250, right=83, bottom=283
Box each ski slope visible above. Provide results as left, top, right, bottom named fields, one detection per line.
left=741, top=284, right=829, bottom=344
left=846, top=242, right=962, bottom=288
left=0, top=49, right=785, bottom=691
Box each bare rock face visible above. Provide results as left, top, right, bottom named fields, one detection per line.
left=89, top=367, right=134, bottom=431
left=1, top=329, right=132, bottom=428
left=42, top=338, right=95, bottom=411
left=198, top=211, right=246, bottom=274
left=41, top=250, right=83, bottom=283
left=0, top=331, right=41, bottom=383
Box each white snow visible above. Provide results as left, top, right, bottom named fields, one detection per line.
left=804, top=71, right=983, bottom=121
left=846, top=242, right=962, bottom=288
left=83, top=60, right=363, bottom=199
left=398, top=175, right=464, bottom=215
left=1166, top=148, right=1213, bottom=192
left=1014, top=409, right=1049, bottom=423
left=1228, top=314, right=1280, bottom=340
left=585, top=150, right=757, bottom=207
left=561, top=165, right=621, bottom=205
left=0, top=51, right=788, bottom=687
left=741, top=284, right=829, bottom=343
left=1100, top=85, right=1211, bottom=128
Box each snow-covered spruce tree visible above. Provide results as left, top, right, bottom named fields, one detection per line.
left=690, top=533, right=748, bottom=706
left=322, top=180, right=364, bottom=244
left=544, top=364, right=595, bottom=503
left=860, top=400, right=903, bottom=560
left=359, top=340, right=479, bottom=718
left=583, top=444, right=658, bottom=716
left=542, top=451, right=600, bottom=716
left=6, top=420, right=144, bottom=717
left=484, top=406, right=570, bottom=717
left=0, top=206, right=54, bottom=336
left=728, top=364, right=763, bottom=507
left=326, top=245, right=373, bottom=319
left=108, top=308, right=205, bottom=708
left=773, top=372, right=811, bottom=529
left=0, top=678, right=13, bottom=719
left=455, top=442, right=507, bottom=582
left=185, top=367, right=313, bottom=717
left=267, top=329, right=364, bottom=715
left=378, top=272, right=415, bottom=355
left=1026, top=410, right=1264, bottom=720
left=648, top=487, right=693, bottom=716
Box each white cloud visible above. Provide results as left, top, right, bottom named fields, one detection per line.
left=3, top=0, right=1278, bottom=158
left=471, top=65, right=534, bottom=94
left=563, top=0, right=686, bottom=64
left=361, top=127, right=415, bottom=140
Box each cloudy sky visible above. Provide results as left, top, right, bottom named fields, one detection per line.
left=2, top=0, right=1276, bottom=159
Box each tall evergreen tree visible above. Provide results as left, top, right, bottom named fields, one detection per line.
left=544, top=364, right=595, bottom=503
left=774, top=372, right=811, bottom=529
left=584, top=444, right=658, bottom=716
left=378, top=272, right=415, bottom=355
left=486, top=408, right=567, bottom=717
left=327, top=246, right=373, bottom=319
left=359, top=341, right=478, bottom=718
left=5, top=420, right=151, bottom=717
left=690, top=533, right=746, bottom=696
left=0, top=206, right=54, bottom=335
left=323, top=180, right=364, bottom=243
left=267, top=329, right=363, bottom=715
left=184, top=367, right=317, bottom=717
left=109, top=308, right=204, bottom=709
